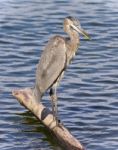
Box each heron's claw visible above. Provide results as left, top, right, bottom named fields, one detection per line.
left=55, top=119, right=64, bottom=130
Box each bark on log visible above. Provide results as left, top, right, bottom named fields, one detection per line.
left=12, top=88, right=85, bottom=150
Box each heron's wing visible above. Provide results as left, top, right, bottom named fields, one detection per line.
left=36, top=36, right=66, bottom=93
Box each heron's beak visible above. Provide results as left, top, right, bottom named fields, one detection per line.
left=71, top=24, right=90, bottom=40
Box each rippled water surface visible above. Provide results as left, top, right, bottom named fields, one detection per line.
left=0, top=0, right=118, bottom=150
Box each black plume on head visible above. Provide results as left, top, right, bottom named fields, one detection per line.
left=66, top=16, right=75, bottom=21
left=66, top=16, right=80, bottom=27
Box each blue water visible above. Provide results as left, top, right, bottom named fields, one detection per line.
left=0, top=0, right=118, bottom=150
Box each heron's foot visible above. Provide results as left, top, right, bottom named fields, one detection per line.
left=55, top=118, right=64, bottom=129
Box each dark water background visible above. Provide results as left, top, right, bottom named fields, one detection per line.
left=0, top=0, right=118, bottom=150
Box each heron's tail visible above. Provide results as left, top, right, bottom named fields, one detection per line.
left=33, top=85, right=42, bottom=103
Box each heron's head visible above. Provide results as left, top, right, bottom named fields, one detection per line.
left=64, top=16, right=90, bottom=40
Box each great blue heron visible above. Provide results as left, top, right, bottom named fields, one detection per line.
left=33, top=16, right=90, bottom=126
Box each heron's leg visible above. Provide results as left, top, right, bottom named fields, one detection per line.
left=49, top=85, right=59, bottom=125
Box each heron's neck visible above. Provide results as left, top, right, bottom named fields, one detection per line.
left=68, top=30, right=80, bottom=52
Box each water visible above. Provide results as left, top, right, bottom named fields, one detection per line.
left=0, top=0, right=118, bottom=149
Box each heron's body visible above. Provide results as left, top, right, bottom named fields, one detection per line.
left=33, top=16, right=90, bottom=125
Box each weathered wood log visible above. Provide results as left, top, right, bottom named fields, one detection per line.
left=12, top=88, right=85, bottom=150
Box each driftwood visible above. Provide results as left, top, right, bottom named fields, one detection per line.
left=12, top=88, right=84, bottom=150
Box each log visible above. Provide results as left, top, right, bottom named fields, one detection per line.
left=12, top=88, right=85, bottom=150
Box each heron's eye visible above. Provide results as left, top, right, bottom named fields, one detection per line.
left=75, top=21, right=81, bottom=29
left=73, top=19, right=80, bottom=26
